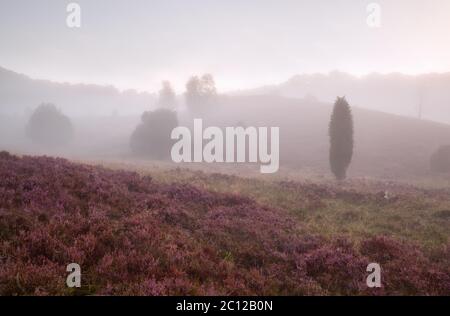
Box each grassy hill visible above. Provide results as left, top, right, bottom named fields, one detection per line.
left=235, top=71, right=450, bottom=124
left=0, top=66, right=155, bottom=117
left=192, top=95, right=450, bottom=180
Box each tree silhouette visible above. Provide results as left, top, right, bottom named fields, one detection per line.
left=26, top=103, right=74, bottom=148
left=158, top=81, right=177, bottom=109
left=329, top=97, right=354, bottom=180
left=130, top=109, right=178, bottom=160
left=185, top=74, right=217, bottom=114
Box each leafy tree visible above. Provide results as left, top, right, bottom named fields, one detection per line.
left=430, top=145, right=450, bottom=173
left=185, top=74, right=217, bottom=113
left=158, top=81, right=177, bottom=109
left=329, top=97, right=354, bottom=180
left=130, top=109, right=178, bottom=160
left=26, top=103, right=74, bottom=147
left=185, top=76, right=201, bottom=107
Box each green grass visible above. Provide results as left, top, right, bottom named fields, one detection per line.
left=91, top=160, right=450, bottom=251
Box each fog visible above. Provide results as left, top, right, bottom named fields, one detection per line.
left=1, top=0, right=450, bottom=180
left=2, top=0, right=450, bottom=91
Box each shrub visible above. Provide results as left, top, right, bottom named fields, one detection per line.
left=430, top=145, right=450, bottom=173
left=26, top=103, right=74, bottom=147
left=329, top=97, right=354, bottom=180
left=130, top=109, right=178, bottom=160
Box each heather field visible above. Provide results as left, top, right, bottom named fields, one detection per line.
left=0, top=151, right=449, bottom=296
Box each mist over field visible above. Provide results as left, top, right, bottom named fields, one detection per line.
left=2, top=66, right=450, bottom=180
left=0, top=0, right=449, bottom=297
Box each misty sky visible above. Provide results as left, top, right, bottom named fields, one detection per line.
left=1, top=0, right=450, bottom=92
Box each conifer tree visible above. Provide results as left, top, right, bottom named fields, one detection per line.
left=329, top=96, right=354, bottom=180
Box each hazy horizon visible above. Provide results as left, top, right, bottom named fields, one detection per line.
left=5, top=64, right=450, bottom=95
left=1, top=0, right=450, bottom=92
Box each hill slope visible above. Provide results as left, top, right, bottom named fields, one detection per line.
left=0, top=66, right=155, bottom=116
left=235, top=71, right=450, bottom=124
left=203, top=95, right=450, bottom=179
left=1, top=66, right=450, bottom=179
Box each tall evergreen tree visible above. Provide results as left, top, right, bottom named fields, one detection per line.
left=329, top=97, right=354, bottom=180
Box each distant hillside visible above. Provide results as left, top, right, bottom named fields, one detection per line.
left=234, top=71, right=450, bottom=124
left=2, top=66, right=450, bottom=179
left=0, top=67, right=156, bottom=116
left=200, top=95, right=450, bottom=178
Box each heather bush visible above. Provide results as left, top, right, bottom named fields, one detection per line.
left=303, top=240, right=368, bottom=295
left=130, top=109, right=178, bottom=160
left=26, top=103, right=74, bottom=148
left=360, top=236, right=450, bottom=295
left=0, top=152, right=448, bottom=296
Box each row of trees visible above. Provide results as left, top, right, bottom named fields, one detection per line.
left=157, top=74, right=217, bottom=113
left=25, top=73, right=217, bottom=152
left=130, top=74, right=217, bottom=160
